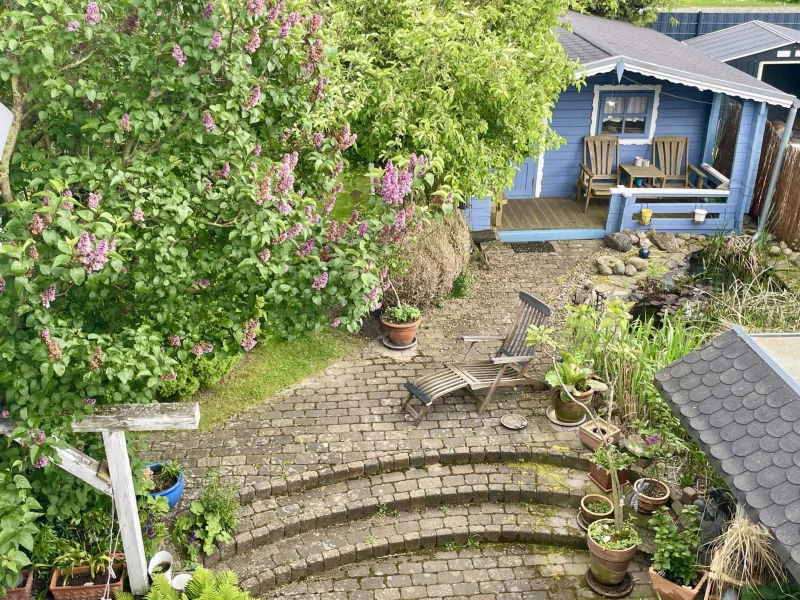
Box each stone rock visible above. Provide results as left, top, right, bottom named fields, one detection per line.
left=770, top=245, right=781, bottom=256
left=598, top=265, right=613, bottom=276
left=780, top=241, right=788, bottom=250
left=624, top=264, right=638, bottom=277
left=604, top=232, right=632, bottom=253
left=595, top=256, right=625, bottom=276
left=573, top=281, right=595, bottom=305
left=640, top=238, right=653, bottom=249
left=626, top=257, right=649, bottom=272
left=675, top=238, right=686, bottom=247
left=783, top=247, right=793, bottom=256
left=648, top=230, right=680, bottom=253
left=629, top=235, right=640, bottom=246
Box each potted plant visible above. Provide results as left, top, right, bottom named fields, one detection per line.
left=145, top=462, right=184, bottom=509
left=580, top=494, right=613, bottom=525
left=589, top=446, right=632, bottom=493
left=49, top=543, right=126, bottom=600
left=4, top=571, right=33, bottom=600
left=381, top=304, right=421, bottom=347
left=545, top=352, right=608, bottom=424
left=587, top=518, right=642, bottom=587
left=649, top=506, right=708, bottom=600
left=578, top=419, right=621, bottom=451
left=631, top=433, right=672, bottom=515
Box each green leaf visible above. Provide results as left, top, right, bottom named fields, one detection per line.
left=70, top=268, right=86, bottom=285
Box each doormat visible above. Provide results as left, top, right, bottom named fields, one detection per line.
left=510, top=241, right=555, bottom=253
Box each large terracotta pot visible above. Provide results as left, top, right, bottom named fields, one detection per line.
left=633, top=478, right=670, bottom=514
left=50, top=565, right=126, bottom=600
left=381, top=317, right=421, bottom=347
left=588, top=463, right=629, bottom=493
left=5, top=570, right=33, bottom=600
left=649, top=568, right=708, bottom=600
left=580, top=494, right=614, bottom=525
left=587, top=521, right=637, bottom=586
left=578, top=419, right=621, bottom=451
left=554, top=388, right=592, bottom=424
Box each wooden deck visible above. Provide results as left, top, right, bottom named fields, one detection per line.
left=501, top=197, right=608, bottom=231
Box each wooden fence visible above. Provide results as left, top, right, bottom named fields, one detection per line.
left=713, top=100, right=741, bottom=179
left=751, top=120, right=800, bottom=244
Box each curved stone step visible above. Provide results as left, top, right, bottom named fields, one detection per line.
left=218, top=502, right=586, bottom=596
left=205, top=462, right=595, bottom=568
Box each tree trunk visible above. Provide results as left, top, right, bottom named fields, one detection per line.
left=1, top=74, right=25, bottom=203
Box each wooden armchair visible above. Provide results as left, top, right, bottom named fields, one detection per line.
left=576, top=136, right=620, bottom=213
left=652, top=136, right=707, bottom=188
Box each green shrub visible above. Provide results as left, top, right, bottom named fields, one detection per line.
left=118, top=568, right=250, bottom=600
left=650, top=505, right=701, bottom=587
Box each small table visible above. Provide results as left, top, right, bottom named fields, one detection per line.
left=619, top=164, right=667, bottom=188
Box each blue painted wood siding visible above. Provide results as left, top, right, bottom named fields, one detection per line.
left=505, top=158, right=536, bottom=198
left=609, top=190, right=736, bottom=234
left=536, top=73, right=712, bottom=199
left=464, top=196, right=492, bottom=231
left=648, top=11, right=800, bottom=41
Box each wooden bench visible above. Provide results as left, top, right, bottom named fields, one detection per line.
left=471, top=228, right=499, bottom=269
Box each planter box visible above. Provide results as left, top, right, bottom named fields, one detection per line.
left=50, top=565, right=126, bottom=600
left=588, top=463, right=628, bottom=493
left=649, top=568, right=708, bottom=600
left=578, top=420, right=621, bottom=451
left=5, top=570, right=33, bottom=600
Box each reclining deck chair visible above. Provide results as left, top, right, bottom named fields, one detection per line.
left=402, top=292, right=551, bottom=424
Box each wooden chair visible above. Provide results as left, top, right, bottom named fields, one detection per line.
left=652, top=136, right=707, bottom=188
left=576, top=136, right=620, bottom=213
left=401, top=292, right=551, bottom=424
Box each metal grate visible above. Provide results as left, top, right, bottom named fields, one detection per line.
left=510, top=241, right=555, bottom=253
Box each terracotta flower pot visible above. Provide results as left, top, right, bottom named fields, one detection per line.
left=381, top=317, right=421, bottom=347
left=5, top=570, right=33, bottom=600
left=649, top=568, right=708, bottom=600
left=578, top=419, right=621, bottom=451
left=580, top=494, right=614, bottom=524
left=554, top=388, right=592, bottom=424
left=633, top=478, right=670, bottom=514
left=587, top=520, right=638, bottom=586
left=588, top=463, right=629, bottom=493
left=50, top=564, right=126, bottom=600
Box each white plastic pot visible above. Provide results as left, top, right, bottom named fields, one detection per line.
left=148, top=550, right=174, bottom=582
left=171, top=573, right=193, bottom=591
left=694, top=208, right=707, bottom=223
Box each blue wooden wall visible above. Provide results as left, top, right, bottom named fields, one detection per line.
left=648, top=11, right=800, bottom=41
left=536, top=73, right=712, bottom=198
left=505, top=157, right=536, bottom=198
left=464, top=196, right=492, bottom=231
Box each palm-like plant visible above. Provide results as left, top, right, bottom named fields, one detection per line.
left=116, top=568, right=250, bottom=600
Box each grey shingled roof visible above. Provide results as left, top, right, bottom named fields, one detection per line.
left=557, top=11, right=797, bottom=108
left=655, top=327, right=800, bottom=581
left=684, top=20, right=800, bottom=62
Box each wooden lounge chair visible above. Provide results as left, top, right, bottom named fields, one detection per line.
left=575, top=136, right=620, bottom=213
left=652, top=136, right=707, bottom=188
left=401, top=292, right=551, bottom=424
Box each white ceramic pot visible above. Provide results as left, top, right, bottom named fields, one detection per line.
left=171, top=573, right=193, bottom=591
left=148, top=550, right=174, bottom=582
left=694, top=209, right=707, bottom=223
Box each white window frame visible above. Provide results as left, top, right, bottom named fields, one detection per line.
left=589, top=84, right=661, bottom=145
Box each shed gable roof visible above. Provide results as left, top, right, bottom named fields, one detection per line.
left=558, top=12, right=796, bottom=108
left=655, top=327, right=800, bottom=581
left=684, top=20, right=800, bottom=62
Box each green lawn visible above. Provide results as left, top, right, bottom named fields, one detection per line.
left=326, top=168, right=372, bottom=222
left=673, top=0, right=797, bottom=6
left=190, top=333, right=363, bottom=429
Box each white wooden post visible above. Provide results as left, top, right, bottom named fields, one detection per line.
left=103, top=430, right=149, bottom=595
left=0, top=102, right=13, bottom=155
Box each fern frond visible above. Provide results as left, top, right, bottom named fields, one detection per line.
left=184, top=568, right=216, bottom=599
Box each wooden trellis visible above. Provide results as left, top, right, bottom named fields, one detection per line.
left=1, top=403, right=200, bottom=595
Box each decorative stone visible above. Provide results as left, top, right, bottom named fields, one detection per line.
left=626, top=257, right=649, bottom=271
left=770, top=246, right=782, bottom=256
left=629, top=235, right=640, bottom=246
left=624, top=264, right=638, bottom=277
left=612, top=261, right=626, bottom=276
left=639, top=246, right=651, bottom=259
left=597, top=265, right=613, bottom=276
left=783, top=247, right=793, bottom=256
left=681, top=487, right=698, bottom=505
left=640, top=238, right=653, bottom=249
left=648, top=230, right=680, bottom=253
left=604, top=233, right=632, bottom=253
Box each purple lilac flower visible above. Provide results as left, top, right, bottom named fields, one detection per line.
left=312, top=132, right=324, bottom=150
left=1, top=409, right=8, bottom=418
left=200, top=2, right=214, bottom=18
left=275, top=152, right=298, bottom=194
left=168, top=335, right=181, bottom=347
left=159, top=371, right=177, bottom=381
left=33, top=430, right=46, bottom=446
left=296, top=239, right=315, bottom=258
left=209, top=31, right=222, bottom=50
left=357, top=221, right=367, bottom=237
left=312, top=272, right=328, bottom=290
left=311, top=214, right=320, bottom=225
left=393, top=209, right=406, bottom=232
left=203, top=111, right=215, bottom=132
left=42, top=195, right=50, bottom=206
left=308, top=13, right=322, bottom=36
left=304, top=205, right=316, bottom=219
left=29, top=245, right=39, bottom=261
left=35, top=456, right=50, bottom=469
left=258, top=248, right=271, bottom=262
left=277, top=200, right=291, bottom=215
left=40, top=285, right=56, bottom=308
left=267, top=0, right=285, bottom=23
left=213, top=162, right=230, bottom=180
left=64, top=190, right=73, bottom=198
left=323, top=196, right=336, bottom=214
left=196, top=279, right=211, bottom=289
left=246, top=0, right=264, bottom=17
left=0, top=277, right=5, bottom=296
left=84, top=397, right=97, bottom=406
left=29, top=214, right=47, bottom=236
left=120, top=113, right=131, bottom=132
left=336, top=125, right=357, bottom=151
left=311, top=76, right=326, bottom=101
left=245, top=27, right=261, bottom=53
left=84, top=2, right=101, bottom=25
left=253, top=144, right=262, bottom=156
left=89, top=345, right=103, bottom=368
left=190, top=342, right=213, bottom=356
left=73, top=231, right=109, bottom=273
left=377, top=160, right=413, bottom=205
left=243, top=86, right=261, bottom=111
left=330, top=317, right=340, bottom=328
left=241, top=319, right=259, bottom=351
left=645, top=434, right=660, bottom=445
left=66, top=20, right=80, bottom=32
left=172, top=44, right=186, bottom=67
left=132, top=207, right=145, bottom=222
left=87, top=191, right=102, bottom=209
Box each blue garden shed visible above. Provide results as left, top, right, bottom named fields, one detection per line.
left=466, top=12, right=798, bottom=241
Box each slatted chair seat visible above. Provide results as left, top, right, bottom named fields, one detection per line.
left=653, top=136, right=707, bottom=189
left=575, top=136, right=621, bottom=213
left=402, top=292, right=551, bottom=424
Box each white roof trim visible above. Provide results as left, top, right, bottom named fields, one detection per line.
left=580, top=55, right=796, bottom=108
left=710, top=42, right=796, bottom=64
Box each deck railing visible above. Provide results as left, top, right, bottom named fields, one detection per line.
left=606, top=185, right=733, bottom=235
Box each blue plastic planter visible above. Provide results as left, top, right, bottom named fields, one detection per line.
left=147, top=463, right=184, bottom=510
